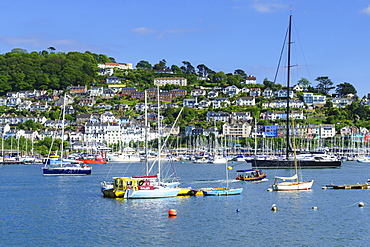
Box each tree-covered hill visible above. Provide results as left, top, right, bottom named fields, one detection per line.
left=0, top=50, right=111, bottom=94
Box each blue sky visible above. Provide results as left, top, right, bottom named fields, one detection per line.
left=1, top=0, right=370, bottom=96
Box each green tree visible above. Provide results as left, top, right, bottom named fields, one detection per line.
left=136, top=60, right=152, bottom=70
left=336, top=82, right=357, bottom=97
left=234, top=69, right=247, bottom=80
left=315, top=76, right=335, bottom=94
left=170, top=65, right=182, bottom=74
left=209, top=72, right=227, bottom=85
left=181, top=61, right=196, bottom=74
left=298, top=77, right=310, bottom=89
left=11, top=48, right=28, bottom=53
left=153, top=59, right=167, bottom=70
left=48, top=47, right=56, bottom=54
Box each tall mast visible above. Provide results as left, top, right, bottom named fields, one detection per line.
left=144, top=90, right=149, bottom=176
left=285, top=14, right=292, bottom=160
left=157, top=86, right=161, bottom=182
left=60, top=94, right=66, bottom=166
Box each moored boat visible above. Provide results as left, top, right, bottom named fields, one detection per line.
left=101, top=173, right=180, bottom=199
left=248, top=157, right=341, bottom=169
left=270, top=174, right=314, bottom=191
left=268, top=14, right=313, bottom=192
left=42, top=163, right=92, bottom=176
left=42, top=95, right=92, bottom=176
left=236, top=169, right=267, bottom=182
left=201, top=187, right=243, bottom=196
left=78, top=157, right=107, bottom=165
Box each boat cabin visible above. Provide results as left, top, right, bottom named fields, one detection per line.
left=236, top=169, right=267, bottom=181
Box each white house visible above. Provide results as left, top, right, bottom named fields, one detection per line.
left=0, top=97, right=7, bottom=106
left=262, top=88, right=274, bottom=98
left=235, top=97, right=255, bottom=106
left=106, top=76, right=121, bottom=84
left=223, top=85, right=240, bottom=97
left=309, top=124, right=336, bottom=138
left=100, top=112, right=118, bottom=123
left=191, top=89, right=206, bottom=97
left=274, top=89, right=294, bottom=98
left=249, top=88, right=261, bottom=97
left=212, top=98, right=230, bottom=109
left=7, top=98, right=22, bottom=107
left=98, top=62, right=133, bottom=70
left=154, top=77, right=187, bottom=86
left=222, top=122, right=252, bottom=137
left=262, top=99, right=304, bottom=109
left=302, top=93, right=327, bottom=106
left=206, top=112, right=230, bottom=122
left=207, top=90, right=218, bottom=98
left=89, top=87, right=104, bottom=97
left=98, top=68, right=114, bottom=76
left=244, top=75, right=257, bottom=84
left=17, top=101, right=32, bottom=111
left=183, top=98, right=197, bottom=108
left=29, top=102, right=49, bottom=111
left=231, top=112, right=252, bottom=122
left=330, top=97, right=353, bottom=108
left=261, top=110, right=305, bottom=120
left=198, top=98, right=211, bottom=109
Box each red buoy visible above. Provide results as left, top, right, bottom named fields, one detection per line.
left=168, top=209, right=177, bottom=216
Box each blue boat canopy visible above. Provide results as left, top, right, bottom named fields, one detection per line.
left=236, top=169, right=261, bottom=173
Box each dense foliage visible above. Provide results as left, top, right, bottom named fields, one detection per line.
left=0, top=50, right=111, bottom=94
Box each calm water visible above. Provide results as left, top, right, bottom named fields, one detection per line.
left=1, top=161, right=370, bottom=246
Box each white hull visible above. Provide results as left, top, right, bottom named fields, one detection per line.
left=124, top=187, right=181, bottom=199
left=108, top=154, right=141, bottom=162
left=272, top=180, right=314, bottom=191
left=210, top=156, right=228, bottom=164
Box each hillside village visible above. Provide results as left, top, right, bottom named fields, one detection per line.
left=0, top=60, right=369, bottom=153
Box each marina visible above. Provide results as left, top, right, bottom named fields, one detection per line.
left=1, top=161, right=370, bottom=246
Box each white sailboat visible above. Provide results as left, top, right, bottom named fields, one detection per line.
left=101, top=88, right=180, bottom=198
left=42, top=95, right=92, bottom=176
left=270, top=14, right=313, bottom=191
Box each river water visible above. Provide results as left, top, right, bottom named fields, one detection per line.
left=1, top=161, right=370, bottom=246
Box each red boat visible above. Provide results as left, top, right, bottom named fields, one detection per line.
left=78, top=158, right=107, bottom=165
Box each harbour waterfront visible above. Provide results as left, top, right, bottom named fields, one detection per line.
left=1, top=161, right=370, bottom=246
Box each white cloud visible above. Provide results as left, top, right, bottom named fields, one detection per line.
left=131, top=27, right=157, bottom=34
left=0, top=34, right=109, bottom=54
left=0, top=35, right=43, bottom=46
left=251, top=0, right=287, bottom=13
left=131, top=27, right=197, bottom=39
left=360, top=5, right=370, bottom=15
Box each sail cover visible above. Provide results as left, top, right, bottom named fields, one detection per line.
left=274, top=174, right=298, bottom=181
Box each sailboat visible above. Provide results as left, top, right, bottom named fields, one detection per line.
left=42, top=95, right=92, bottom=176
left=269, top=14, right=313, bottom=191
left=247, top=14, right=341, bottom=169
left=101, top=88, right=180, bottom=198
left=201, top=162, right=243, bottom=196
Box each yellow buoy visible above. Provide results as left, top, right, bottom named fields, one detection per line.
left=271, top=204, right=278, bottom=211
left=227, top=166, right=232, bottom=170
left=358, top=202, right=365, bottom=207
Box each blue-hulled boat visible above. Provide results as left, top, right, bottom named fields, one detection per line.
left=42, top=157, right=92, bottom=176
left=42, top=164, right=92, bottom=176
left=201, top=187, right=243, bottom=196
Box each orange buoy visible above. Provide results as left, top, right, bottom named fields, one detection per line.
left=168, top=209, right=177, bottom=216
